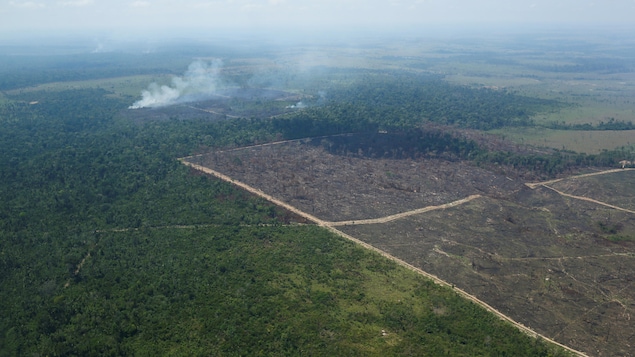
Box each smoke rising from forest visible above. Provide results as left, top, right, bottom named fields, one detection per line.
left=129, top=59, right=224, bottom=109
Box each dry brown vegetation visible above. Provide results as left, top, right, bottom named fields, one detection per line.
left=188, top=135, right=523, bottom=222
left=183, top=134, right=635, bottom=357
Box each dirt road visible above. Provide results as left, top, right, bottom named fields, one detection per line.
left=543, top=186, right=635, bottom=214
left=179, top=160, right=330, bottom=226
left=526, top=168, right=635, bottom=215
left=525, top=168, right=635, bottom=189
left=329, top=195, right=482, bottom=226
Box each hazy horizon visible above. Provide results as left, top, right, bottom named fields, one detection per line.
left=1, top=0, right=634, bottom=42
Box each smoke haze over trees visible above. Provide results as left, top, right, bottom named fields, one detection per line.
left=129, top=60, right=225, bottom=109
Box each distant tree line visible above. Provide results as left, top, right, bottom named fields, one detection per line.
left=301, top=129, right=632, bottom=180
left=544, top=118, right=635, bottom=131
left=526, top=57, right=633, bottom=74
left=316, top=72, right=564, bottom=130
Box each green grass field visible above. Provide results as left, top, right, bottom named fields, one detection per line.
left=0, top=92, right=10, bottom=106
left=493, top=127, right=635, bottom=154
left=4, top=74, right=173, bottom=98
left=436, top=50, right=635, bottom=153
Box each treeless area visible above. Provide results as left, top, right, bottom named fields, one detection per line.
left=182, top=134, right=635, bottom=356
left=187, top=134, right=524, bottom=222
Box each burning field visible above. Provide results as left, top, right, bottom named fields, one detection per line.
left=123, top=59, right=310, bottom=122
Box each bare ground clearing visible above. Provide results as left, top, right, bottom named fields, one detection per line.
left=340, top=192, right=635, bottom=357
left=180, top=158, right=587, bottom=357
left=181, top=136, right=635, bottom=356
left=187, top=135, right=524, bottom=222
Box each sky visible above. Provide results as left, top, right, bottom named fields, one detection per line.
left=1, top=0, right=634, bottom=37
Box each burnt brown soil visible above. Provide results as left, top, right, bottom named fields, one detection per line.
left=549, top=170, right=635, bottom=212
left=184, top=134, right=635, bottom=356
left=188, top=134, right=524, bottom=222
left=341, top=191, right=635, bottom=357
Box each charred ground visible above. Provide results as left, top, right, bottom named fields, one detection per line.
left=185, top=131, right=635, bottom=356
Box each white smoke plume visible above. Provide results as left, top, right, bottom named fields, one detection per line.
left=285, top=101, right=307, bottom=109
left=129, top=59, right=224, bottom=109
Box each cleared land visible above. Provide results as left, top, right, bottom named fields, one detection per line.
left=183, top=135, right=635, bottom=357
left=547, top=170, right=635, bottom=212
left=186, top=135, right=524, bottom=222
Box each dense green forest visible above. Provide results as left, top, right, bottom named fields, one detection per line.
left=2, top=57, right=623, bottom=355
left=266, top=72, right=631, bottom=179
left=0, top=53, right=173, bottom=91
left=545, top=118, right=635, bottom=131
left=274, top=72, right=565, bottom=132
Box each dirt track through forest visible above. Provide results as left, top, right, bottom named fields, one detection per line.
left=64, top=251, right=93, bottom=288
left=65, top=224, right=300, bottom=289
left=180, top=133, right=358, bottom=157
left=184, top=105, right=241, bottom=119
left=94, top=223, right=294, bottom=233
left=179, top=157, right=590, bottom=356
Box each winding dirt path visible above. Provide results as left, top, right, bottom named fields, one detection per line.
left=542, top=185, right=635, bottom=214
left=526, top=168, right=635, bottom=215
left=329, top=195, right=482, bottom=226
left=525, top=168, right=635, bottom=189
left=179, top=157, right=589, bottom=356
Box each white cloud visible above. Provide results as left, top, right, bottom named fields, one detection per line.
left=130, top=1, right=151, bottom=7
left=189, top=1, right=222, bottom=9
left=9, top=1, right=46, bottom=8
left=241, top=2, right=263, bottom=11
left=57, top=0, right=94, bottom=6
left=2, top=0, right=635, bottom=34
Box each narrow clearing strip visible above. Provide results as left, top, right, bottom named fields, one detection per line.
left=64, top=251, right=93, bottom=288
left=180, top=133, right=359, bottom=160
left=66, top=225, right=302, bottom=289
left=95, top=223, right=296, bottom=233
left=179, top=158, right=588, bottom=357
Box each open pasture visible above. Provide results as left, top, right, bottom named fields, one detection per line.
left=492, top=127, right=635, bottom=154
left=422, top=38, right=635, bottom=154
left=4, top=74, right=173, bottom=97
